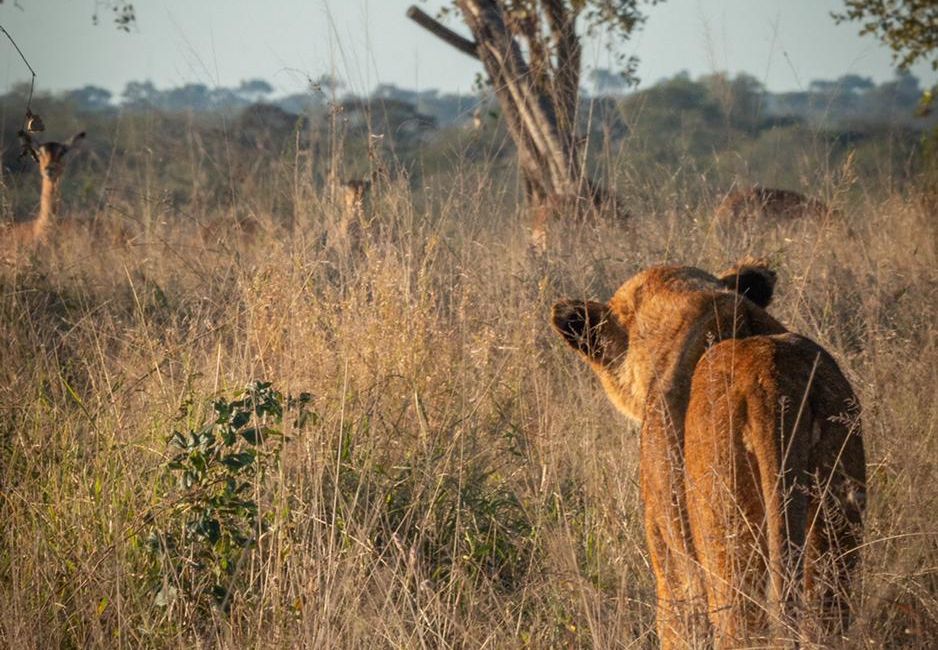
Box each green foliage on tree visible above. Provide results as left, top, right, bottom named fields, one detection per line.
left=91, top=1, right=137, bottom=31
left=834, top=1, right=937, bottom=72
left=834, top=1, right=937, bottom=113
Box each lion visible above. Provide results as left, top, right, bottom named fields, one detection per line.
left=716, top=186, right=833, bottom=221
left=551, top=260, right=865, bottom=648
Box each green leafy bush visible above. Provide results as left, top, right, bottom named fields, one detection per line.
left=144, top=381, right=309, bottom=616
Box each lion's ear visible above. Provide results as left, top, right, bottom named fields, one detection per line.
left=719, top=259, right=776, bottom=308
left=552, top=299, right=623, bottom=362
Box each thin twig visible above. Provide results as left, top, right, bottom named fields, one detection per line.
left=0, top=23, right=37, bottom=117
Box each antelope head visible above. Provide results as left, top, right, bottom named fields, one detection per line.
left=19, top=130, right=86, bottom=182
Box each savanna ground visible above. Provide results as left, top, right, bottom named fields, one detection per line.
left=1, top=99, right=936, bottom=648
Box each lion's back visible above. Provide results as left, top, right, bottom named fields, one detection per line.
left=716, top=186, right=831, bottom=220
left=686, top=333, right=859, bottom=454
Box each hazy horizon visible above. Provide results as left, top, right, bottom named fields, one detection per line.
left=1, top=1, right=935, bottom=99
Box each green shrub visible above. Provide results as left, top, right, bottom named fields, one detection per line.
left=143, top=381, right=309, bottom=618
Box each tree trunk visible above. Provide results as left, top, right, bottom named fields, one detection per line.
left=407, top=3, right=614, bottom=224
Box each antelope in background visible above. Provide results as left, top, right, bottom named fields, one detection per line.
left=339, top=178, right=371, bottom=220
left=325, top=166, right=373, bottom=218
left=4, top=130, right=85, bottom=246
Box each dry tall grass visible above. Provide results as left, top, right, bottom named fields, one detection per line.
left=0, top=144, right=935, bottom=648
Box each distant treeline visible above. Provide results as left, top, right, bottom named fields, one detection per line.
left=1, top=67, right=933, bottom=217
left=2, top=69, right=932, bottom=131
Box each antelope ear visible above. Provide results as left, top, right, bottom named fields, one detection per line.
left=719, top=258, right=776, bottom=308
left=17, top=130, right=40, bottom=162
left=552, top=299, right=623, bottom=362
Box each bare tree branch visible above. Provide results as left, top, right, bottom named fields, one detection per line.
left=406, top=6, right=479, bottom=60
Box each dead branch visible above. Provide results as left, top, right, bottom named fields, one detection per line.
left=406, top=6, right=479, bottom=60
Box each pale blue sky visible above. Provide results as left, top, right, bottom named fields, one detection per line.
left=1, top=1, right=935, bottom=98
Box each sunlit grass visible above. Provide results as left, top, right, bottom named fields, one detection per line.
left=1, top=126, right=936, bottom=648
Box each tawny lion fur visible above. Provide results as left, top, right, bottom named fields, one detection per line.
left=552, top=260, right=865, bottom=648
left=716, top=186, right=833, bottom=220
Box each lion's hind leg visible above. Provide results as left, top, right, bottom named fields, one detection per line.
left=684, top=337, right=810, bottom=647
left=686, top=339, right=782, bottom=647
